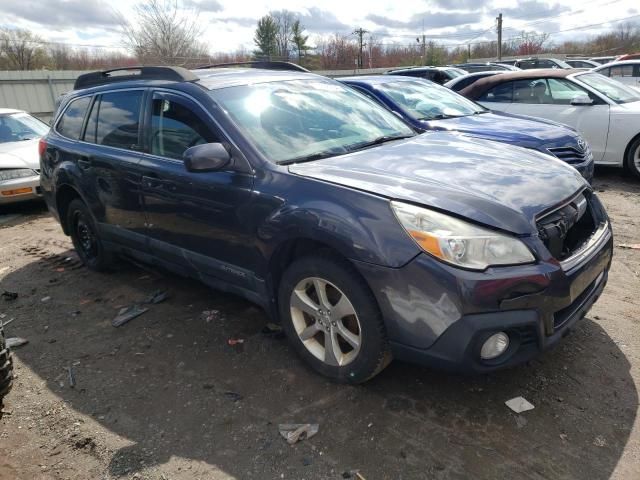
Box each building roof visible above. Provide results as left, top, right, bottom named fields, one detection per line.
left=459, top=68, right=584, bottom=99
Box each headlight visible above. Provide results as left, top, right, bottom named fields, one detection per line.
left=391, top=201, right=535, bottom=270
left=0, top=168, right=36, bottom=181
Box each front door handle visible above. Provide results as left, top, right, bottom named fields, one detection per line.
left=77, top=157, right=91, bottom=170
left=142, top=176, right=176, bottom=191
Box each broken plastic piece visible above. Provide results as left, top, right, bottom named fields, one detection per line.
left=618, top=243, right=640, bottom=250
left=112, top=305, right=149, bottom=327
left=278, top=424, right=319, bottom=444
left=66, top=366, right=76, bottom=388
left=6, top=337, right=28, bottom=348
left=227, top=338, right=245, bottom=346
left=1, top=291, right=18, bottom=301
left=505, top=396, right=535, bottom=413
left=144, top=290, right=168, bottom=304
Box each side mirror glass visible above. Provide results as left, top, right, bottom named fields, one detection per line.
left=570, top=94, right=594, bottom=106
left=183, top=143, right=230, bottom=172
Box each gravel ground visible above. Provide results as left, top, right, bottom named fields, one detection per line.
left=0, top=167, right=639, bottom=480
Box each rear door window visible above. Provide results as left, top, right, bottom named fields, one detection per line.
left=56, top=96, right=91, bottom=140
left=95, top=91, right=143, bottom=150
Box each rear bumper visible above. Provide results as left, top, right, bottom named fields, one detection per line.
left=354, top=223, right=613, bottom=374
left=0, top=175, right=42, bottom=205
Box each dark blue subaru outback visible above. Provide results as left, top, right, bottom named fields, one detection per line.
left=40, top=65, right=612, bottom=383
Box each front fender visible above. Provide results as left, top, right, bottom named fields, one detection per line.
left=255, top=172, right=421, bottom=269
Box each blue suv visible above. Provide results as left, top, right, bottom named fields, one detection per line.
left=40, top=65, right=612, bottom=383
left=339, top=75, right=595, bottom=182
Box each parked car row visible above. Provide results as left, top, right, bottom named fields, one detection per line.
left=30, top=64, right=612, bottom=383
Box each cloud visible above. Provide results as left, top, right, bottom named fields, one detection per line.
left=299, top=7, right=351, bottom=33
left=366, top=11, right=480, bottom=30
left=215, top=16, right=256, bottom=27
left=184, top=0, right=223, bottom=12
left=500, top=0, right=570, bottom=20
left=0, top=0, right=119, bottom=28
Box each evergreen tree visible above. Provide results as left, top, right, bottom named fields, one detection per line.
left=253, top=15, right=278, bottom=60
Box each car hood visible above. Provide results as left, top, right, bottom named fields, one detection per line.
left=420, top=111, right=577, bottom=149
left=0, top=139, right=40, bottom=170
left=289, top=132, right=586, bottom=235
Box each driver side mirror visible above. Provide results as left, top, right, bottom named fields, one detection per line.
left=570, top=94, right=594, bottom=106
left=183, top=143, right=230, bottom=172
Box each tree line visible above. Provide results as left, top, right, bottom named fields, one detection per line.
left=0, top=0, right=639, bottom=71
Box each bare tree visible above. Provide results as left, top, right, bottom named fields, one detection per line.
left=270, top=9, right=296, bottom=60
left=118, top=0, right=208, bottom=66
left=0, top=28, right=46, bottom=70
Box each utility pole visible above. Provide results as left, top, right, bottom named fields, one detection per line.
left=496, top=13, right=503, bottom=61
left=353, top=27, right=368, bottom=69
left=467, top=43, right=471, bottom=61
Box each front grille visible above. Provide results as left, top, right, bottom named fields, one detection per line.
left=537, top=191, right=598, bottom=261
left=547, top=145, right=590, bottom=165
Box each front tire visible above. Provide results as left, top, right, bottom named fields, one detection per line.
left=0, top=324, right=13, bottom=405
left=278, top=254, right=391, bottom=384
left=66, top=199, right=112, bottom=271
left=625, top=136, right=640, bottom=180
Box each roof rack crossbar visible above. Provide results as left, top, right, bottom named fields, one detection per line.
left=194, top=61, right=309, bottom=72
left=74, top=66, right=199, bottom=90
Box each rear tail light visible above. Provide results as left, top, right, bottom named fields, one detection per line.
left=38, top=138, right=47, bottom=158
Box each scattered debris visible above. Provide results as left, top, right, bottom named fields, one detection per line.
left=112, top=304, right=149, bottom=327
left=505, top=396, right=535, bottom=413
left=6, top=337, right=29, bottom=348
left=0, top=318, right=14, bottom=328
left=223, top=391, right=243, bottom=402
left=262, top=322, right=285, bottom=339
left=1, top=291, right=18, bottom=301
left=342, top=470, right=366, bottom=479
left=0, top=266, right=9, bottom=275
left=202, top=310, right=221, bottom=322
left=617, top=243, right=640, bottom=250
left=227, top=338, right=245, bottom=346
left=278, top=424, right=319, bottom=445
left=593, top=435, right=607, bottom=447
left=144, top=290, right=168, bottom=304
left=66, top=366, right=76, bottom=388
left=41, top=296, right=51, bottom=302
left=302, top=456, right=312, bottom=466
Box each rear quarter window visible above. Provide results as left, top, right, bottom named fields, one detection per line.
left=56, top=96, right=91, bottom=140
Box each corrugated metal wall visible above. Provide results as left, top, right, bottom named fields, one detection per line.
left=0, top=70, right=84, bottom=124
left=0, top=67, right=392, bottom=124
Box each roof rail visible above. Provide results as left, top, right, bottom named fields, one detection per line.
left=74, top=66, right=199, bottom=90
left=194, top=61, right=310, bottom=72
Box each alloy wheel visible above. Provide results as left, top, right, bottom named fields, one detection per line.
left=289, top=277, right=361, bottom=367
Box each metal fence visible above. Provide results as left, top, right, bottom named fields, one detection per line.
left=0, top=67, right=397, bottom=124
left=0, top=71, right=86, bottom=124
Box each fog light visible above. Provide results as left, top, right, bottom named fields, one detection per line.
left=480, top=332, right=510, bottom=360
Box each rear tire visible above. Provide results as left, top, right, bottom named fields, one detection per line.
left=625, top=136, right=640, bottom=180
left=66, top=199, right=113, bottom=271
left=0, top=324, right=13, bottom=405
left=278, top=254, right=392, bottom=384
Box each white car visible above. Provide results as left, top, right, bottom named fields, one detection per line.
left=460, top=69, right=640, bottom=178
left=0, top=108, right=49, bottom=205
left=591, top=60, right=640, bottom=91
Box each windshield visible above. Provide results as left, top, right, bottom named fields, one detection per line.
left=209, top=79, right=414, bottom=164
left=376, top=79, right=486, bottom=120
left=576, top=73, right=640, bottom=104
left=554, top=59, right=573, bottom=69
left=0, top=113, right=49, bottom=144
left=446, top=69, right=465, bottom=78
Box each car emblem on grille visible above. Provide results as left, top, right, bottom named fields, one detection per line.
left=576, top=137, right=587, bottom=152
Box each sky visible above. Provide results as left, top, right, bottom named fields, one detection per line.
left=0, top=0, right=638, bottom=54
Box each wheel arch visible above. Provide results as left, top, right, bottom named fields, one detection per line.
left=55, top=184, right=84, bottom=235
left=623, top=131, right=640, bottom=172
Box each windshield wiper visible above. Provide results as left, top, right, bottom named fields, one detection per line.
left=345, top=134, right=414, bottom=152
left=419, top=114, right=465, bottom=120
left=277, top=148, right=348, bottom=166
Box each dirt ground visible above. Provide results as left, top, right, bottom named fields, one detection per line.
left=0, top=167, right=639, bottom=480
